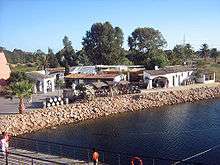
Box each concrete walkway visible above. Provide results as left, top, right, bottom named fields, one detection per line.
left=0, top=147, right=89, bottom=165
left=0, top=90, right=63, bottom=115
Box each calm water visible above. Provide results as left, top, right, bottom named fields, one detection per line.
left=23, top=98, right=220, bottom=164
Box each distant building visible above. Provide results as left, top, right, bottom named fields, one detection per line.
left=27, top=67, right=65, bottom=94
left=143, top=65, right=195, bottom=89
left=65, top=73, right=126, bottom=86
left=69, top=65, right=145, bottom=82
left=195, top=71, right=215, bottom=84
left=0, top=51, right=11, bottom=86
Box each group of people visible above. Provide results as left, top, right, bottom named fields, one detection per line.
left=0, top=132, right=11, bottom=159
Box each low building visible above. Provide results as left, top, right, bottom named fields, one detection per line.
left=27, top=67, right=65, bottom=94
left=195, top=71, right=215, bottom=84
left=69, top=65, right=145, bottom=83
left=65, top=73, right=126, bottom=87
left=0, top=51, right=11, bottom=86
left=143, top=66, right=195, bottom=89
left=27, top=70, right=56, bottom=94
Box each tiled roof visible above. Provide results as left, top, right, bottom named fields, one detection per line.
left=65, top=73, right=118, bottom=80
left=145, top=66, right=195, bottom=76
left=46, top=67, right=65, bottom=73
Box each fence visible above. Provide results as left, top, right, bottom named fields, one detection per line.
left=8, top=136, right=201, bottom=165
left=1, top=152, right=66, bottom=165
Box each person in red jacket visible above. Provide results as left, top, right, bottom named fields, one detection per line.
left=92, top=148, right=99, bottom=165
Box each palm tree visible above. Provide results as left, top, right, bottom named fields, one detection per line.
left=10, top=81, right=33, bottom=114
left=200, top=43, right=209, bottom=61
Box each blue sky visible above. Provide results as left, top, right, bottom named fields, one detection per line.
left=0, top=0, right=220, bottom=53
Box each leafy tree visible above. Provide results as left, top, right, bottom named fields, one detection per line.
left=170, top=43, right=195, bottom=65
left=76, top=49, right=93, bottom=65
left=200, top=43, right=209, bottom=60
left=146, top=49, right=169, bottom=69
left=9, top=81, right=33, bottom=114
left=8, top=71, right=31, bottom=84
left=56, top=36, right=78, bottom=67
left=183, top=43, right=195, bottom=59
left=210, top=48, right=219, bottom=63
left=33, top=50, right=47, bottom=70
left=47, top=48, right=59, bottom=68
left=55, top=79, right=64, bottom=96
left=127, top=27, right=167, bottom=65
left=128, top=27, right=167, bottom=53
left=82, top=22, right=129, bottom=65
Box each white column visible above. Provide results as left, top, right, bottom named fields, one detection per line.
left=51, top=78, right=55, bottom=92
left=43, top=80, right=47, bottom=94
left=148, top=79, right=152, bottom=89
left=33, top=85, right=37, bottom=94
left=214, top=72, right=216, bottom=82
left=39, top=81, right=43, bottom=92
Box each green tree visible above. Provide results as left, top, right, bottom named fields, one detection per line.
left=56, top=36, right=78, bottom=67
left=55, top=79, right=64, bottom=96
left=210, top=48, right=219, bottom=63
left=127, top=27, right=167, bottom=65
left=183, top=43, right=195, bottom=59
left=200, top=43, right=209, bottom=60
left=76, top=49, right=93, bottom=65
left=9, top=81, right=33, bottom=114
left=82, top=22, right=129, bottom=65
left=47, top=48, right=59, bottom=68
left=146, top=49, right=169, bottom=69
left=34, top=50, right=47, bottom=70
left=169, top=43, right=195, bottom=65
left=8, top=71, right=31, bottom=84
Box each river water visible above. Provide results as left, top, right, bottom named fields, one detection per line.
left=23, top=98, right=220, bottom=164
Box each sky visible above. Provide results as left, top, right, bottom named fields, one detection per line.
left=0, top=0, right=220, bottom=53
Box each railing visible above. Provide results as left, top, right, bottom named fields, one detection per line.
left=9, top=136, right=201, bottom=165
left=1, top=152, right=66, bottom=165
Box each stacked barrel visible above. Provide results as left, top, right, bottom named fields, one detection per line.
left=43, top=96, right=69, bottom=108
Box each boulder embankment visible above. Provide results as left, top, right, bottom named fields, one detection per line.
left=1, top=85, right=220, bottom=136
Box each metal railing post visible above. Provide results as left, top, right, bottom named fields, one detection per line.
left=5, top=152, right=8, bottom=165
left=118, top=154, right=121, bottom=165
left=35, top=140, right=39, bottom=153
left=59, top=145, right=63, bottom=156
left=152, top=158, right=155, bottom=165
left=31, top=158, right=34, bottom=165
left=87, top=149, right=90, bottom=164
left=102, top=152, right=105, bottom=163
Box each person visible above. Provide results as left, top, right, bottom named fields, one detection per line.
left=92, top=148, right=99, bottom=165
left=0, top=132, right=10, bottom=159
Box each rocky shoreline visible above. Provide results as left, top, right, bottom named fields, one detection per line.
left=1, top=84, right=220, bottom=136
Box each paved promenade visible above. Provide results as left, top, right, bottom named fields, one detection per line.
left=0, top=147, right=88, bottom=165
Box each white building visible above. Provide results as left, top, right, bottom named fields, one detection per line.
left=70, top=65, right=144, bottom=74
left=196, top=72, right=215, bottom=84
left=27, top=70, right=56, bottom=94
left=143, top=66, right=195, bottom=89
